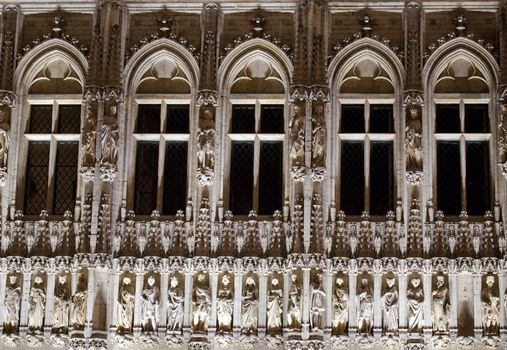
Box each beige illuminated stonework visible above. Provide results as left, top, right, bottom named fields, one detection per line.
left=0, top=1, right=506, bottom=349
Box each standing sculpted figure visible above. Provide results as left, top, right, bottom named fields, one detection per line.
left=357, top=277, right=374, bottom=335
left=196, top=108, right=215, bottom=180
left=432, top=275, right=450, bottom=334
left=311, top=103, right=326, bottom=169
left=289, top=103, right=305, bottom=169
left=3, top=275, right=21, bottom=334
left=310, top=273, right=326, bottom=331
left=141, top=275, right=160, bottom=334
left=216, top=274, right=234, bottom=334
left=53, top=275, right=70, bottom=333
left=381, top=277, right=399, bottom=333
left=481, top=275, right=500, bottom=335
left=288, top=274, right=302, bottom=330
left=242, top=277, right=258, bottom=335
left=167, top=276, right=184, bottom=331
left=192, top=273, right=211, bottom=333
left=28, top=276, right=46, bottom=332
left=266, top=278, right=283, bottom=335
left=100, top=104, right=119, bottom=167
left=498, top=104, right=507, bottom=166
left=117, top=277, right=135, bottom=333
left=332, top=277, right=348, bottom=335
left=81, top=105, right=97, bottom=167
left=0, top=108, right=10, bottom=168
left=70, top=275, right=87, bottom=329
left=405, top=106, right=423, bottom=173
left=407, top=277, right=424, bottom=333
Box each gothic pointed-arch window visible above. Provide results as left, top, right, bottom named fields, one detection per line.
left=23, top=58, right=83, bottom=215
left=337, top=57, right=397, bottom=216
left=432, top=57, right=492, bottom=215
left=131, top=58, right=191, bottom=215
left=226, top=58, right=286, bottom=215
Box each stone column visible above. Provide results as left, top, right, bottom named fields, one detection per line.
left=302, top=266, right=311, bottom=338
left=473, top=264, right=483, bottom=339
left=159, top=270, right=169, bottom=334
left=373, top=263, right=382, bottom=338
left=348, top=262, right=357, bottom=338
left=282, top=271, right=290, bottom=331
left=449, top=262, right=458, bottom=339
left=233, top=266, right=243, bottom=336
left=324, top=268, right=333, bottom=333
left=208, top=269, right=218, bottom=338
left=44, top=272, right=56, bottom=336
left=19, top=269, right=31, bottom=336
left=398, top=263, right=408, bottom=342
left=0, top=271, right=7, bottom=334
left=423, top=263, right=433, bottom=341
left=258, top=265, right=268, bottom=336
left=183, top=264, right=193, bottom=338
left=133, top=270, right=144, bottom=336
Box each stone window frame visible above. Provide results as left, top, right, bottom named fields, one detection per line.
left=224, top=95, right=288, bottom=216
left=21, top=94, right=83, bottom=216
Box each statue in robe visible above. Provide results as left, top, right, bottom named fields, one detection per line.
left=241, top=277, right=258, bottom=335
left=192, top=273, right=211, bottom=333
left=196, top=107, right=215, bottom=184
left=407, top=277, right=424, bottom=334
left=287, top=274, right=302, bottom=330
left=0, top=107, right=10, bottom=169
left=117, top=277, right=135, bottom=333
left=405, top=106, right=423, bottom=173
left=432, top=275, right=450, bottom=334
left=141, top=275, right=160, bottom=334
left=481, top=275, right=500, bottom=335
left=266, top=278, right=283, bottom=335
left=3, top=275, right=21, bottom=334
left=310, top=273, right=326, bottom=331
left=81, top=105, right=97, bottom=167
left=332, top=277, right=348, bottom=335
left=311, top=103, right=326, bottom=169
left=70, top=275, right=87, bottom=329
left=53, top=275, right=70, bottom=333
left=289, top=103, right=305, bottom=170
left=381, top=277, right=399, bottom=333
left=28, top=276, right=46, bottom=332
left=357, top=277, right=373, bottom=335
left=100, top=104, right=119, bottom=167
left=167, top=276, right=184, bottom=331
left=216, top=274, right=234, bottom=334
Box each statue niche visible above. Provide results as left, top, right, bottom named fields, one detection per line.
left=332, top=276, right=348, bottom=336
left=116, top=276, right=135, bottom=334
left=192, top=273, right=211, bottom=334
left=216, top=274, right=234, bottom=334
left=481, top=275, right=500, bottom=336
left=141, top=275, right=160, bottom=335
left=53, top=275, right=71, bottom=334
left=381, top=276, right=399, bottom=334
left=196, top=106, right=216, bottom=185
left=70, top=274, right=87, bottom=329
left=432, top=275, right=450, bottom=334
left=407, top=276, right=424, bottom=334
left=28, top=276, right=46, bottom=333
left=167, top=275, right=184, bottom=332
left=241, top=276, right=259, bottom=335
left=3, top=274, right=22, bottom=334
left=266, top=277, right=283, bottom=336
left=287, top=273, right=302, bottom=330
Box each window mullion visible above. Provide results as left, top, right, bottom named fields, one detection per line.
left=157, top=135, right=166, bottom=212
left=47, top=135, right=58, bottom=213
left=460, top=135, right=467, bottom=212
left=364, top=135, right=370, bottom=213
left=252, top=135, right=260, bottom=213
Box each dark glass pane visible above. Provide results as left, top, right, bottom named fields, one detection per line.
left=436, top=105, right=460, bottom=133
left=340, top=141, right=364, bottom=214
left=25, top=141, right=50, bottom=215
left=260, top=105, right=284, bottom=133
left=166, top=105, right=189, bottom=133
left=466, top=142, right=490, bottom=215
left=231, top=105, right=255, bottom=133
left=370, top=142, right=394, bottom=215
left=53, top=142, right=78, bottom=214
left=229, top=142, right=254, bottom=214
left=29, top=105, right=52, bottom=133
left=369, top=105, right=394, bottom=133
left=163, top=142, right=188, bottom=215
left=465, top=104, right=489, bottom=133
left=137, top=105, right=161, bottom=133
left=134, top=142, right=159, bottom=215
left=57, top=105, right=81, bottom=134
left=341, top=105, right=364, bottom=133
left=259, top=142, right=283, bottom=215
left=437, top=141, right=461, bottom=214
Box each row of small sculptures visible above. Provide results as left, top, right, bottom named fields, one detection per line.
left=113, top=273, right=502, bottom=339
left=2, top=272, right=501, bottom=341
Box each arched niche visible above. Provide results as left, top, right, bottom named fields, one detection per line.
left=218, top=39, right=293, bottom=95
left=15, top=39, right=88, bottom=94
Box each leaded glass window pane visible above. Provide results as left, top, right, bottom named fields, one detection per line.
left=340, top=141, right=364, bottom=215
left=53, top=141, right=78, bottom=214
left=229, top=141, right=254, bottom=214
left=137, top=105, right=161, bottom=133
left=436, top=105, right=460, bottom=133
left=166, top=105, right=189, bottom=133
left=260, top=105, right=284, bottom=133
left=134, top=142, right=159, bottom=215
left=465, top=104, right=489, bottom=133
left=25, top=141, right=50, bottom=215
left=466, top=141, right=490, bottom=215
left=231, top=105, right=255, bottom=133
left=258, top=141, right=283, bottom=215
left=163, top=142, right=188, bottom=215
left=341, top=105, right=364, bottom=133
left=370, top=141, right=394, bottom=215
left=57, top=105, right=81, bottom=134
left=370, top=105, right=394, bottom=133
left=437, top=141, right=461, bottom=214
left=29, top=105, right=52, bottom=133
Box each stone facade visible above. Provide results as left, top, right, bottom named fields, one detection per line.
left=0, top=0, right=506, bottom=349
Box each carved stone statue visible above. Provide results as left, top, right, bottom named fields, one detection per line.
left=217, top=274, right=234, bottom=334
left=481, top=275, right=500, bottom=335
left=141, top=275, right=160, bottom=334
left=311, top=103, right=326, bottom=169
left=407, top=277, right=424, bottom=333
left=310, top=273, right=326, bottom=331
left=117, top=277, right=135, bottom=333
left=266, top=278, right=283, bottom=335
left=0, top=107, right=10, bottom=169
left=70, top=275, right=87, bottom=329
left=100, top=104, right=119, bottom=167
left=498, top=104, right=507, bottom=169
left=332, top=277, right=348, bottom=335
left=289, top=102, right=305, bottom=175
left=192, top=273, right=211, bottom=333
left=432, top=275, right=450, bottom=334
left=242, top=276, right=258, bottom=335
left=167, top=276, right=184, bottom=331
left=287, top=273, right=302, bottom=330
left=28, top=276, right=46, bottom=332
left=53, top=275, right=70, bottom=333
left=3, top=275, right=21, bottom=334
left=357, top=277, right=373, bottom=335
left=405, top=106, right=422, bottom=173
left=81, top=105, right=97, bottom=167
left=196, top=107, right=215, bottom=185
left=381, top=276, right=399, bottom=333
